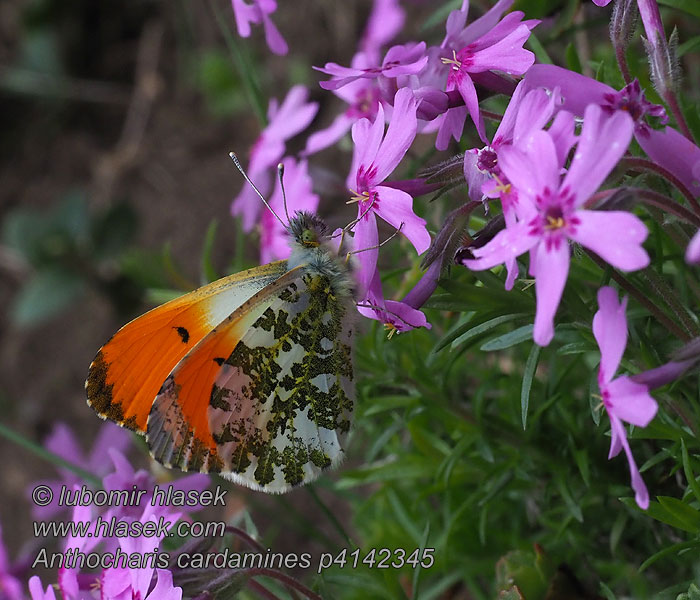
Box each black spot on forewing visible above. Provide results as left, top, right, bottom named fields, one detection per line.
left=174, top=327, right=190, bottom=344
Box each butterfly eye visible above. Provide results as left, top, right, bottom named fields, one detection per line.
left=301, top=229, right=319, bottom=246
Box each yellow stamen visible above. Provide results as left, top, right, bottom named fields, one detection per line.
left=493, top=175, right=511, bottom=195
left=545, top=216, right=565, bottom=230
left=385, top=323, right=399, bottom=339
left=440, top=50, right=462, bottom=71
left=347, top=189, right=370, bottom=204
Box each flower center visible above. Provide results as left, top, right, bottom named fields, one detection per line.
left=477, top=147, right=498, bottom=173
left=544, top=206, right=566, bottom=230
left=441, top=50, right=462, bottom=72
left=384, top=323, right=399, bottom=339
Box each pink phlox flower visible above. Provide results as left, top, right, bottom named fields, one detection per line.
left=464, top=104, right=648, bottom=346
left=426, top=0, right=538, bottom=147
left=29, top=576, right=57, bottom=600
left=315, top=42, right=428, bottom=92
left=347, top=88, right=431, bottom=295
left=28, top=422, right=130, bottom=519
left=260, top=157, right=319, bottom=263
left=591, top=0, right=613, bottom=6
left=304, top=54, right=383, bottom=156
left=0, top=521, right=24, bottom=600
left=357, top=270, right=431, bottom=335
left=463, top=83, right=568, bottom=290
left=101, top=568, right=181, bottom=600
left=593, top=286, right=658, bottom=509
left=231, top=0, right=288, bottom=55
left=102, top=449, right=209, bottom=521
left=58, top=500, right=102, bottom=599
left=231, top=86, right=318, bottom=231
left=101, top=504, right=183, bottom=600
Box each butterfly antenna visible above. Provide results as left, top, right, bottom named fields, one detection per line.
left=345, top=222, right=405, bottom=262
left=277, top=162, right=291, bottom=223
left=228, top=152, right=286, bottom=227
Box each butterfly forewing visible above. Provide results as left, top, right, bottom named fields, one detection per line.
left=86, top=261, right=288, bottom=433
left=147, top=269, right=354, bottom=492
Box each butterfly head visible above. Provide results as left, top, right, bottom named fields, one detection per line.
left=287, top=211, right=329, bottom=248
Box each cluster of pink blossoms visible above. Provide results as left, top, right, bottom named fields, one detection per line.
left=230, top=0, right=700, bottom=507
left=14, top=423, right=208, bottom=600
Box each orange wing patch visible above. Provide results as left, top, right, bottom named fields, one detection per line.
left=86, top=261, right=287, bottom=433
left=146, top=268, right=303, bottom=473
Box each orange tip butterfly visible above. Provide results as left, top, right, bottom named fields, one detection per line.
left=86, top=157, right=355, bottom=493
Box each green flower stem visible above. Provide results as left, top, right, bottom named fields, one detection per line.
left=243, top=568, right=323, bottom=600
left=208, top=0, right=267, bottom=127
left=306, top=485, right=356, bottom=549
left=224, top=525, right=265, bottom=553
left=639, top=268, right=700, bottom=338
left=635, top=188, right=700, bottom=228
left=663, top=89, right=696, bottom=144
left=0, top=421, right=101, bottom=486
left=621, top=156, right=700, bottom=214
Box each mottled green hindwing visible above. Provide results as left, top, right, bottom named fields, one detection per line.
left=207, top=272, right=354, bottom=492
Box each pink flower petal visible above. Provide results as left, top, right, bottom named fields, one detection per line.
left=609, top=415, right=650, bottom=509
left=435, top=106, right=467, bottom=151
left=147, top=570, right=183, bottom=600
left=353, top=210, right=379, bottom=297
left=638, top=126, right=700, bottom=199
left=687, top=229, right=700, bottom=264
left=563, top=104, right=634, bottom=206
left=351, top=103, right=386, bottom=187
left=606, top=376, right=658, bottom=427
left=592, top=286, right=628, bottom=383
left=464, top=220, right=538, bottom=270
left=260, top=9, right=288, bottom=55
left=374, top=185, right=430, bottom=254
left=457, top=0, right=514, bottom=46
left=533, top=240, right=569, bottom=346
left=499, top=131, right=560, bottom=200
left=29, top=576, right=57, bottom=600
left=454, top=72, right=486, bottom=143
left=469, top=25, right=535, bottom=76
left=570, top=210, right=649, bottom=271
left=303, top=113, right=353, bottom=156
left=372, top=88, right=417, bottom=182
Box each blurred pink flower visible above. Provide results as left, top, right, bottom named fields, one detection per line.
left=231, top=86, right=318, bottom=231
left=28, top=422, right=130, bottom=519
left=0, top=521, right=23, bottom=600
left=231, top=0, right=288, bottom=55
left=304, top=54, right=382, bottom=156
left=316, top=42, right=428, bottom=92
left=593, top=287, right=658, bottom=509
left=260, top=157, right=319, bottom=263
left=29, top=576, right=57, bottom=600
left=360, top=0, right=405, bottom=61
